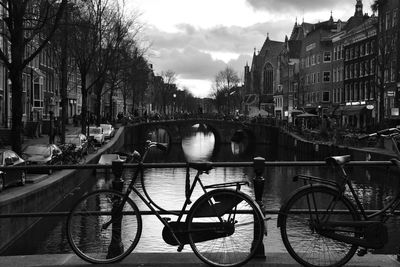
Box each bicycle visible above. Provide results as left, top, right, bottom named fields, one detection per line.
left=86, top=136, right=96, bottom=154
left=277, top=127, right=400, bottom=267
left=66, top=140, right=266, bottom=267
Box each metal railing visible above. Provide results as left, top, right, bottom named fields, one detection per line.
left=0, top=159, right=399, bottom=258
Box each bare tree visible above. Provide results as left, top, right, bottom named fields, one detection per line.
left=372, top=1, right=397, bottom=125
left=68, top=0, right=117, bottom=133
left=49, top=2, right=76, bottom=144
left=159, top=70, right=177, bottom=115
left=0, top=0, right=67, bottom=154
left=212, top=66, right=240, bottom=114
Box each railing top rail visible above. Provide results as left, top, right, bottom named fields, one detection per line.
left=0, top=160, right=394, bottom=171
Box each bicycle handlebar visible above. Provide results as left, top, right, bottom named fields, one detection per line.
left=145, top=140, right=167, bottom=151
left=358, top=127, right=400, bottom=140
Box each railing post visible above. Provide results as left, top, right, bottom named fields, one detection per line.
left=107, top=160, right=124, bottom=259
left=253, top=156, right=266, bottom=258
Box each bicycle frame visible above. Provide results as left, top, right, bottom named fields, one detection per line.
left=110, top=142, right=249, bottom=248
left=296, top=158, right=400, bottom=223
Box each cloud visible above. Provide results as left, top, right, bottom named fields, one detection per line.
left=147, top=21, right=291, bottom=57
left=151, top=47, right=226, bottom=80
left=245, top=0, right=355, bottom=13
left=145, top=20, right=290, bottom=95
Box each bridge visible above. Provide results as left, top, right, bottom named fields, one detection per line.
left=128, top=118, right=279, bottom=145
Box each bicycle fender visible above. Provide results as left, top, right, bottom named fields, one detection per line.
left=277, top=184, right=340, bottom=228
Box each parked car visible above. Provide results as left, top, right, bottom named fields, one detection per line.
left=88, top=127, right=105, bottom=146
left=0, top=149, right=26, bottom=191
left=21, top=144, right=63, bottom=174
left=65, top=134, right=88, bottom=155
left=99, top=124, right=115, bottom=139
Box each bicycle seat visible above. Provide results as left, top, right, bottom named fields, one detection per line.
left=325, top=155, right=351, bottom=166
left=189, top=162, right=213, bottom=172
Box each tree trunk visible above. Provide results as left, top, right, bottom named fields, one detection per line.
left=96, top=92, right=102, bottom=125
left=10, top=15, right=25, bottom=155
left=10, top=67, right=24, bottom=155
left=60, top=35, right=68, bottom=144
left=81, top=73, right=88, bottom=135
left=109, top=86, right=114, bottom=122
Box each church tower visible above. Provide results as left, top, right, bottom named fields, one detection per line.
left=355, top=0, right=363, bottom=17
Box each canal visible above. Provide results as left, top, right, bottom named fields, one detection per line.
left=3, top=124, right=400, bottom=255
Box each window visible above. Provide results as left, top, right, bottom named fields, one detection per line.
left=340, top=67, right=343, bottom=81
left=322, top=91, right=329, bottom=102
left=323, top=51, right=331, bottom=62
left=341, top=45, right=345, bottom=59
left=311, top=55, right=315, bottom=65
left=334, top=47, right=337, bottom=61
left=386, top=11, right=391, bottom=29
left=355, top=63, right=359, bottom=78
left=391, top=60, right=396, bottom=82
left=394, top=9, right=398, bottom=27
left=350, top=64, right=354, bottom=79
left=317, top=72, right=320, bottom=83
left=333, top=68, right=336, bottom=82
left=384, top=69, right=389, bottom=83
left=360, top=82, right=365, bottom=100
left=306, top=56, right=309, bottom=67
left=263, top=63, right=273, bottom=94
left=317, top=54, right=320, bottom=64
left=360, top=43, right=365, bottom=56
left=361, top=61, right=365, bottom=76
left=371, top=59, right=375, bottom=74
left=354, top=83, right=359, bottom=100
left=323, top=71, right=331, bottom=82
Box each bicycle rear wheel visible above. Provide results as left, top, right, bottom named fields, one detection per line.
left=279, top=185, right=359, bottom=267
left=67, top=189, right=142, bottom=264
left=187, top=189, right=264, bottom=267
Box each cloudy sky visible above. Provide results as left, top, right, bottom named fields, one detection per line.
left=129, top=0, right=374, bottom=98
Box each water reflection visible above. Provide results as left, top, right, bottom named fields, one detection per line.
left=181, top=125, right=215, bottom=161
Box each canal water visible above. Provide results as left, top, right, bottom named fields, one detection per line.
left=3, top=124, right=400, bottom=255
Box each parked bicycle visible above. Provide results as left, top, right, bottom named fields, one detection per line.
left=58, top=143, right=84, bottom=164
left=86, top=136, right=96, bottom=154
left=277, top=127, right=400, bottom=267
left=66, top=140, right=266, bottom=267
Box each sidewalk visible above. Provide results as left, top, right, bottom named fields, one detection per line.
left=23, top=125, right=82, bottom=147
left=0, top=252, right=398, bottom=267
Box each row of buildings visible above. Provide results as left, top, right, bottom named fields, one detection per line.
left=243, top=0, right=399, bottom=130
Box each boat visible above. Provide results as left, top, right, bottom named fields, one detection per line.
left=97, top=152, right=128, bottom=174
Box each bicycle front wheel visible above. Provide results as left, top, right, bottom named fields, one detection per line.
left=67, top=189, right=142, bottom=264
left=279, top=185, right=359, bottom=267
left=187, top=189, right=264, bottom=267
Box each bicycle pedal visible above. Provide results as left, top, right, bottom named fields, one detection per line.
left=357, top=248, right=367, bottom=257
left=177, top=244, right=184, bottom=252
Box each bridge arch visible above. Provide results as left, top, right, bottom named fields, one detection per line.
left=133, top=119, right=276, bottom=147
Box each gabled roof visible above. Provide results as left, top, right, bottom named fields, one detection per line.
left=251, top=36, right=284, bottom=70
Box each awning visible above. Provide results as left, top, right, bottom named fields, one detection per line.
left=339, top=105, right=366, bottom=116
left=29, top=66, right=45, bottom=77
left=244, top=94, right=258, bottom=105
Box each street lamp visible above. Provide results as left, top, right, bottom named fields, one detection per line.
left=173, top=93, right=176, bottom=117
